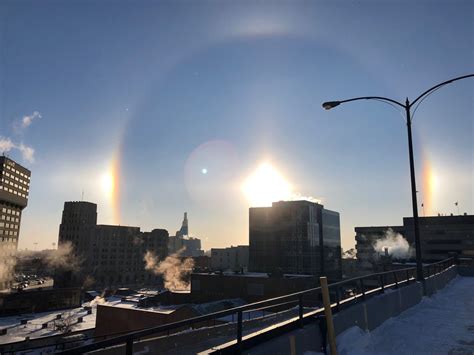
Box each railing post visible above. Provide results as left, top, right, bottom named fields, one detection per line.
left=336, top=286, right=341, bottom=312
left=379, top=274, right=385, bottom=294
left=320, top=277, right=338, bottom=355
left=237, top=310, right=243, bottom=351
left=406, top=270, right=410, bottom=284
left=125, top=339, right=133, bottom=355
left=298, top=294, right=304, bottom=328
left=394, top=272, right=398, bottom=289
left=359, top=278, right=365, bottom=301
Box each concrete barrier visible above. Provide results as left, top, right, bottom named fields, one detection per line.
left=424, top=266, right=457, bottom=296
left=333, top=266, right=457, bottom=336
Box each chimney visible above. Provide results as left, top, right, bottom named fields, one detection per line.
left=384, top=247, right=389, bottom=257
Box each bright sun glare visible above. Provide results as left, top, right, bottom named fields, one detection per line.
left=102, top=173, right=114, bottom=196
left=241, top=163, right=292, bottom=207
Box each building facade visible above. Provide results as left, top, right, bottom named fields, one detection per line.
left=249, top=200, right=342, bottom=281
left=211, top=245, right=249, bottom=272
left=55, top=201, right=169, bottom=289
left=404, top=215, right=474, bottom=262
left=355, top=225, right=408, bottom=275
left=355, top=214, right=474, bottom=274
left=0, top=156, right=31, bottom=289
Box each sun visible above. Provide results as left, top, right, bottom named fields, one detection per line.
left=241, top=163, right=292, bottom=207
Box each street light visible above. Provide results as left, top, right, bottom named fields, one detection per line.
left=322, top=74, right=473, bottom=281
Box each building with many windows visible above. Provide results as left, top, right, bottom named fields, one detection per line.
left=0, top=156, right=31, bottom=250
left=54, top=201, right=169, bottom=289
left=0, top=156, right=31, bottom=289
left=249, top=200, right=342, bottom=281
left=355, top=214, right=474, bottom=275
left=211, top=245, right=249, bottom=272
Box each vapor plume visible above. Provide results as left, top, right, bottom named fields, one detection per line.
left=290, top=193, right=321, bottom=204
left=45, top=241, right=82, bottom=271
left=0, top=251, right=17, bottom=288
left=373, top=229, right=413, bottom=259
left=144, top=250, right=194, bottom=291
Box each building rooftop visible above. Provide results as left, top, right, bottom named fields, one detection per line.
left=193, top=271, right=314, bottom=278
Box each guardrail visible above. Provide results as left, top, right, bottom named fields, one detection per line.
left=52, top=257, right=454, bottom=354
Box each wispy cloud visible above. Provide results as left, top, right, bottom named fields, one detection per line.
left=21, top=111, right=42, bottom=129
left=0, top=137, right=35, bottom=163
left=0, top=137, right=15, bottom=152
left=1, top=111, right=42, bottom=163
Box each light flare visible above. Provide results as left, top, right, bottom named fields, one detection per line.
left=421, top=157, right=437, bottom=216
left=241, top=163, right=292, bottom=207
left=101, top=151, right=121, bottom=225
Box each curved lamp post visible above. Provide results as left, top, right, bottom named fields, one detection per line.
left=322, top=74, right=473, bottom=281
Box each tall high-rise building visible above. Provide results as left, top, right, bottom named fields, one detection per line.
left=176, top=212, right=189, bottom=237
left=168, top=212, right=203, bottom=257
left=249, top=200, right=342, bottom=281
left=0, top=156, right=31, bottom=251
left=0, top=156, right=31, bottom=289
left=55, top=201, right=169, bottom=289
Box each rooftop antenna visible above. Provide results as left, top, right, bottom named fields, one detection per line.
left=421, top=202, right=425, bottom=217
left=455, top=202, right=459, bottom=215
left=81, top=189, right=84, bottom=201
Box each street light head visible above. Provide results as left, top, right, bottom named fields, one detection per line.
left=322, top=101, right=340, bottom=110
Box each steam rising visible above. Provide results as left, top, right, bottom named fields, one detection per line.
left=144, top=250, right=194, bottom=291
left=373, top=229, right=413, bottom=259
left=46, top=241, right=82, bottom=271
left=0, top=252, right=17, bottom=287
left=0, top=242, right=80, bottom=289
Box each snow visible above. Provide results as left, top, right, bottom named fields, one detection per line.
left=336, top=276, right=474, bottom=355
left=0, top=307, right=96, bottom=344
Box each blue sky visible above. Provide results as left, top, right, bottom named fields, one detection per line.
left=0, top=0, right=472, bottom=251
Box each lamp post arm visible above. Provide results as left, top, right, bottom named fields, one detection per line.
left=338, top=96, right=406, bottom=108
left=410, top=74, right=474, bottom=107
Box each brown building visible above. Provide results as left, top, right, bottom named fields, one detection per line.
left=55, top=201, right=168, bottom=289
left=0, top=287, right=81, bottom=316
left=190, top=272, right=316, bottom=303
left=95, top=304, right=201, bottom=337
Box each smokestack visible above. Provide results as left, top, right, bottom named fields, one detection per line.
left=384, top=247, right=389, bottom=257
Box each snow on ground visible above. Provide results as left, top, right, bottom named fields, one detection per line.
left=0, top=295, right=136, bottom=344
left=337, top=276, right=474, bottom=355
left=0, top=307, right=95, bottom=344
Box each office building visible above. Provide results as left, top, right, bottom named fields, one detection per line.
left=211, top=245, right=249, bottom=272
left=355, top=214, right=474, bottom=274
left=404, top=215, right=474, bottom=261
left=355, top=225, right=408, bottom=275
left=55, top=201, right=168, bottom=289
left=0, top=156, right=31, bottom=289
left=249, top=200, right=342, bottom=281
left=0, top=156, right=31, bottom=251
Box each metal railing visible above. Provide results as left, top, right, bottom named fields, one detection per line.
left=51, top=257, right=454, bottom=354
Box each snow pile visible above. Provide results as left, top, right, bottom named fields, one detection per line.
left=336, top=276, right=474, bottom=354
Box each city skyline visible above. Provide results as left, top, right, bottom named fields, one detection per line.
left=0, top=1, right=473, bottom=251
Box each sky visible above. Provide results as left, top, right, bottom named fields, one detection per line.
left=0, top=0, right=472, bottom=252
